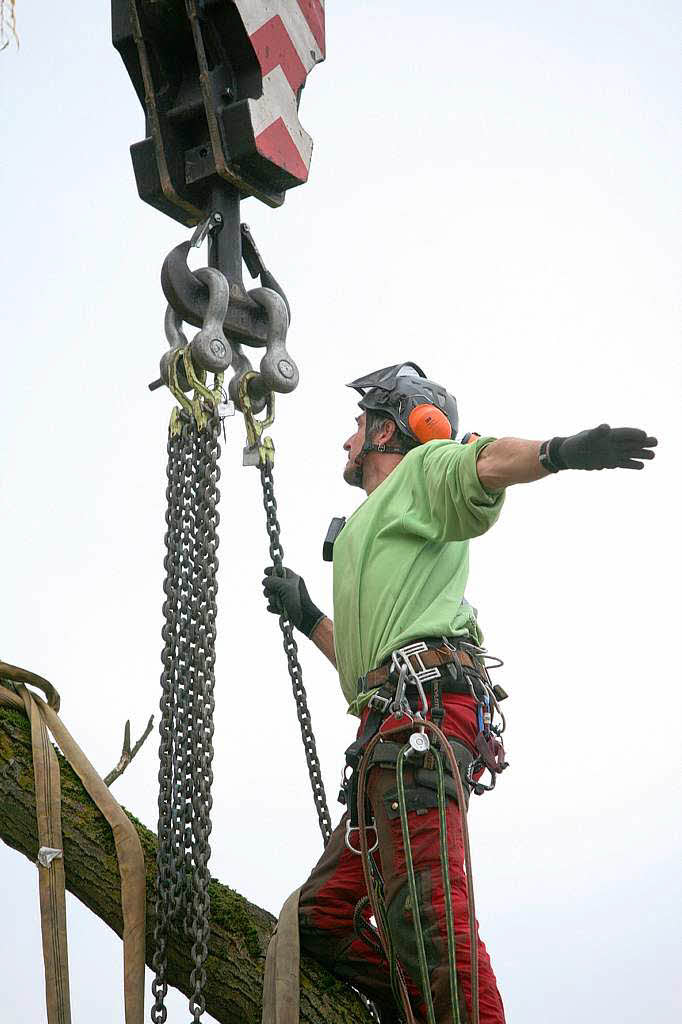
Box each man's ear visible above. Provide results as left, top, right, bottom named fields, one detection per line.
left=378, top=418, right=398, bottom=445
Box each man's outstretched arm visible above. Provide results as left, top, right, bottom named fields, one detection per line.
left=476, top=424, right=657, bottom=491
left=476, top=438, right=547, bottom=490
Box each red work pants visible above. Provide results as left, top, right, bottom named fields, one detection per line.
left=298, top=695, right=506, bottom=1023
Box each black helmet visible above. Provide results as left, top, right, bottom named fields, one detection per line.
left=347, top=361, right=459, bottom=445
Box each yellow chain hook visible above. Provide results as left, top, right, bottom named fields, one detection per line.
left=238, top=372, right=275, bottom=467
left=167, top=349, right=194, bottom=436
left=166, top=347, right=224, bottom=435
left=182, top=348, right=224, bottom=431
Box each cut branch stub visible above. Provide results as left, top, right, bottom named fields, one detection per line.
left=104, top=714, right=155, bottom=787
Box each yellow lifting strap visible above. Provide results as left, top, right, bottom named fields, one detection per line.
left=261, top=888, right=302, bottom=1024
left=0, top=661, right=146, bottom=1024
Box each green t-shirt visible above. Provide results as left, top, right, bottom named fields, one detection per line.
left=332, top=437, right=505, bottom=716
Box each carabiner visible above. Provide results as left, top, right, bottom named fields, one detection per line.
left=467, top=727, right=508, bottom=796
left=466, top=759, right=498, bottom=796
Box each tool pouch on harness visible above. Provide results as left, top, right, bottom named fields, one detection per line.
left=340, top=734, right=476, bottom=833
left=368, top=737, right=475, bottom=811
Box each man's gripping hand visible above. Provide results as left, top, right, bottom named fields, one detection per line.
left=542, top=424, right=658, bottom=472
left=262, top=567, right=325, bottom=637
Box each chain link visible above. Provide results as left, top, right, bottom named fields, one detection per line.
left=153, top=411, right=221, bottom=1023
left=153, top=389, right=332, bottom=1022
left=260, top=460, right=378, bottom=1017
left=259, top=461, right=333, bottom=846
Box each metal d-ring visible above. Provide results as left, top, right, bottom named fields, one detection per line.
left=345, top=820, right=379, bottom=856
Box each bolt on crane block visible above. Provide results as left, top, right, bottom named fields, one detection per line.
left=112, top=0, right=326, bottom=226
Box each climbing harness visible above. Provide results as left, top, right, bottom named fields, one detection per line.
left=339, top=637, right=509, bottom=1024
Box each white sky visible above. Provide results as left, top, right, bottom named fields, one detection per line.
left=1, top=2, right=680, bottom=1022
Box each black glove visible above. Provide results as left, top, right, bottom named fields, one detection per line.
left=541, top=424, right=658, bottom=472
left=262, top=566, right=325, bottom=637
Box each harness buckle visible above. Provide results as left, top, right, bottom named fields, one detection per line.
left=367, top=692, right=392, bottom=713
left=391, top=641, right=441, bottom=684
left=390, top=642, right=439, bottom=718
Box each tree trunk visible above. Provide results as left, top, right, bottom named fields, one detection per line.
left=0, top=706, right=371, bottom=1024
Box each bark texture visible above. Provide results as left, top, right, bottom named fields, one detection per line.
left=0, top=706, right=371, bottom=1024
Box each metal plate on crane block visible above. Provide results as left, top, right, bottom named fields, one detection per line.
left=229, top=1, right=326, bottom=187
left=112, top=0, right=326, bottom=226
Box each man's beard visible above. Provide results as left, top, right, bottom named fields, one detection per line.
left=343, top=458, right=364, bottom=489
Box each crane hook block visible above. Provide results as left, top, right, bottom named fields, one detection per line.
left=112, top=0, right=326, bottom=226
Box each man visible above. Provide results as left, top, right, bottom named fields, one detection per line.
left=263, top=362, right=657, bottom=1023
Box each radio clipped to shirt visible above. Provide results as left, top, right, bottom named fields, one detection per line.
left=323, top=517, right=346, bottom=561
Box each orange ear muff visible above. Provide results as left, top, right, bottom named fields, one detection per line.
left=408, top=404, right=453, bottom=443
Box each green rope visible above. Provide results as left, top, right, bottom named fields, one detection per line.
left=357, top=736, right=417, bottom=1022
left=396, top=745, right=437, bottom=1024
left=361, top=838, right=403, bottom=1008
left=372, top=874, right=402, bottom=1009
left=434, top=748, right=462, bottom=1024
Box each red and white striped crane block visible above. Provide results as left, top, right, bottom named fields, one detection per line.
left=234, top=0, right=326, bottom=188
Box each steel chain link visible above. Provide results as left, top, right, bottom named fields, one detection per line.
left=259, top=461, right=333, bottom=846
left=152, top=411, right=221, bottom=1023
left=260, top=462, right=379, bottom=1022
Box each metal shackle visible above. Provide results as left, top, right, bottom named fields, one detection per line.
left=189, top=266, right=232, bottom=374
left=160, top=306, right=191, bottom=392
left=250, top=287, right=299, bottom=394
